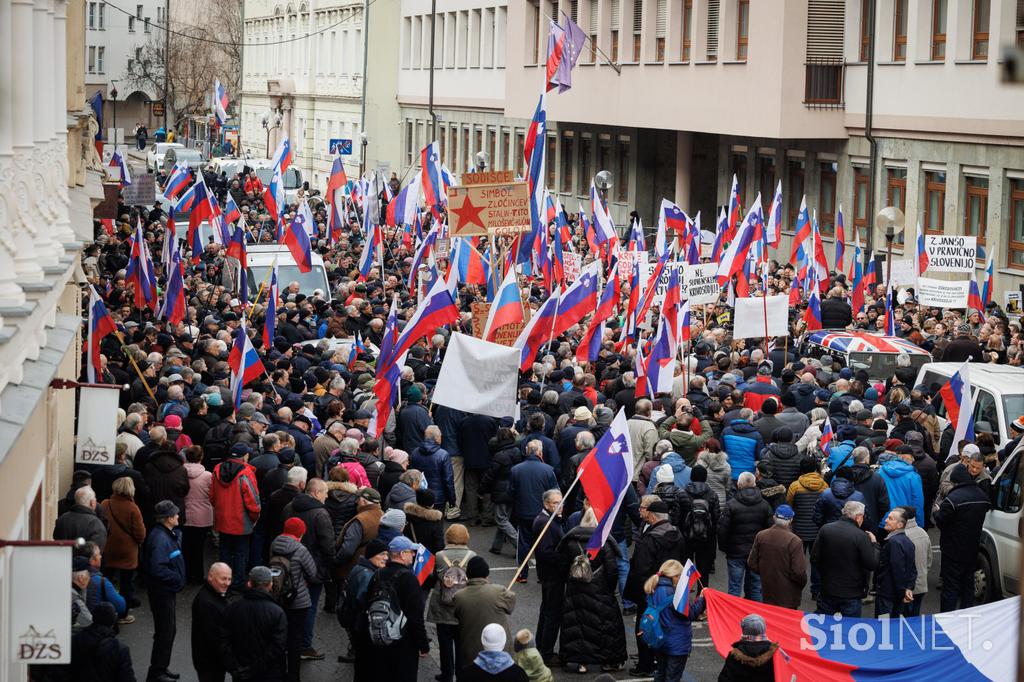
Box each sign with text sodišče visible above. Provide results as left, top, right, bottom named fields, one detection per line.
left=448, top=182, right=530, bottom=237
left=470, top=301, right=530, bottom=346
left=916, top=277, right=970, bottom=308
left=684, top=263, right=721, bottom=305
left=924, top=236, right=977, bottom=273
left=10, top=546, right=72, bottom=663
left=75, top=386, right=119, bottom=466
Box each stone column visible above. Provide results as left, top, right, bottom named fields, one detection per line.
left=51, top=0, right=77, bottom=246
left=31, top=0, right=62, bottom=265
left=0, top=0, right=24, bottom=312
left=674, top=131, right=692, bottom=213
left=9, top=0, right=45, bottom=282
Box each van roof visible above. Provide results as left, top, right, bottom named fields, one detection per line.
left=247, top=244, right=324, bottom=266
left=805, top=330, right=930, bottom=356
left=917, top=363, right=1024, bottom=393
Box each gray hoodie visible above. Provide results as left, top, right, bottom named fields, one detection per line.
left=903, top=517, right=932, bottom=595
left=270, top=533, right=319, bottom=609
left=696, top=449, right=731, bottom=508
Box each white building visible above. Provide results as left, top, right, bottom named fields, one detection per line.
left=84, top=0, right=164, bottom=140
left=240, top=0, right=367, bottom=190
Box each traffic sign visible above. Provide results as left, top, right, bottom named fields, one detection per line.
left=329, top=138, right=353, bottom=155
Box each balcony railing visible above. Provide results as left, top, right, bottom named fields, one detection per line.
left=804, top=57, right=845, bottom=110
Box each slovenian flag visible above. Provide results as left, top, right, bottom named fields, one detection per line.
left=673, top=560, right=701, bottom=616
left=213, top=80, right=229, bottom=126
left=939, top=362, right=976, bottom=460
left=820, top=419, right=835, bottom=458
left=228, top=322, right=266, bottom=410
left=578, top=409, right=634, bottom=559
left=412, top=545, right=435, bottom=585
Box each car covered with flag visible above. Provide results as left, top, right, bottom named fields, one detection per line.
left=801, top=330, right=931, bottom=382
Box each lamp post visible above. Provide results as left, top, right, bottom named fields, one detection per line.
left=110, top=81, right=119, bottom=146
left=261, top=109, right=280, bottom=159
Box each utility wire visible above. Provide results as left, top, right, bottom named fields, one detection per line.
left=100, top=0, right=375, bottom=47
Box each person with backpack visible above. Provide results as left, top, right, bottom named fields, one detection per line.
left=675, top=465, right=720, bottom=589
left=638, top=559, right=706, bottom=682
left=426, top=524, right=476, bottom=682
left=362, top=535, right=430, bottom=681
left=338, top=538, right=388, bottom=671
left=269, top=516, right=319, bottom=681
left=453, top=556, right=517, bottom=670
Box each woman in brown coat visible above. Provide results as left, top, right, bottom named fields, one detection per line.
left=99, top=476, right=146, bottom=608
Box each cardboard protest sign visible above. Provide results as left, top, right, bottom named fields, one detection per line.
left=924, top=236, right=977, bottom=273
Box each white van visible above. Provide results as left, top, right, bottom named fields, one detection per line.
left=248, top=160, right=303, bottom=205
left=173, top=220, right=220, bottom=248
left=246, top=244, right=331, bottom=303
left=914, top=363, right=1024, bottom=450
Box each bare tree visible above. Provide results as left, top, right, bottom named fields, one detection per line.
left=209, top=0, right=243, bottom=96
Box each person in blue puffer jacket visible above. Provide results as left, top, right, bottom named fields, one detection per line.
left=813, top=467, right=866, bottom=527
left=646, top=452, right=692, bottom=493
left=643, top=559, right=706, bottom=682
left=410, top=425, right=457, bottom=510
left=721, top=410, right=764, bottom=480
left=826, top=438, right=857, bottom=472
left=877, top=451, right=925, bottom=528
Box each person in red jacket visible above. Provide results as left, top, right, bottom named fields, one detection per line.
left=210, top=442, right=261, bottom=588
left=742, top=363, right=782, bottom=413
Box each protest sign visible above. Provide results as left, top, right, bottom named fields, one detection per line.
left=121, top=173, right=157, bottom=206
left=563, top=251, right=581, bottom=281
left=916, top=277, right=970, bottom=308
left=888, top=259, right=917, bottom=286
left=435, top=237, right=450, bottom=259
left=684, top=263, right=721, bottom=305
left=448, top=182, right=530, bottom=237
left=924, top=236, right=977, bottom=273
left=432, top=333, right=520, bottom=419
left=733, top=295, right=789, bottom=340
left=75, top=386, right=119, bottom=466
left=1005, top=291, right=1021, bottom=315
left=617, top=250, right=646, bottom=280
left=470, top=301, right=529, bottom=346
left=653, top=262, right=686, bottom=302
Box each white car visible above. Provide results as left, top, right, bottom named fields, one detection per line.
left=146, top=142, right=184, bottom=173
left=914, top=363, right=1024, bottom=449
left=249, top=160, right=303, bottom=205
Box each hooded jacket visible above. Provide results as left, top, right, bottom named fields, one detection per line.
left=410, top=440, right=456, bottom=509
left=932, top=468, right=990, bottom=558
left=384, top=480, right=417, bottom=511
left=786, top=472, right=828, bottom=542
left=877, top=456, right=925, bottom=527
left=269, top=533, right=319, bottom=609
left=143, top=449, right=190, bottom=525
left=657, top=418, right=714, bottom=465
left=624, top=520, right=686, bottom=604
left=813, top=477, right=865, bottom=527
left=721, top=420, right=765, bottom=479
left=696, top=450, right=732, bottom=508
left=718, top=640, right=778, bottom=682
left=849, top=463, right=890, bottom=531
left=70, top=622, right=135, bottom=682
left=403, top=500, right=445, bottom=554
left=282, top=493, right=335, bottom=579
left=184, top=461, right=214, bottom=528
left=209, top=458, right=261, bottom=535
left=649, top=452, right=692, bottom=491
left=718, top=487, right=773, bottom=560
left=324, top=481, right=359, bottom=535
left=762, top=432, right=801, bottom=489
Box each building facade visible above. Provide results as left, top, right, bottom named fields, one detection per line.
left=240, top=0, right=367, bottom=189
left=0, top=0, right=103, bottom=676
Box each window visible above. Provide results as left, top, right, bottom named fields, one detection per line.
left=1017, top=0, right=1024, bottom=48
left=819, top=162, right=837, bottom=235
left=787, top=159, right=805, bottom=227
left=859, top=0, right=870, bottom=61
left=611, top=0, right=620, bottom=61
left=145, top=17, right=151, bottom=32
left=887, top=167, right=907, bottom=217
left=97, top=46, right=105, bottom=73
left=98, top=3, right=104, bottom=28
left=597, top=134, right=613, bottom=178
left=757, top=155, right=776, bottom=208
left=528, top=1, right=540, bottom=64
left=487, top=128, right=496, bottom=171
left=616, top=136, right=631, bottom=202
left=972, top=0, right=990, bottom=60
left=88, top=2, right=95, bottom=29
left=88, top=46, right=96, bottom=73
left=681, top=0, right=692, bottom=60
left=1010, top=178, right=1024, bottom=268
left=931, top=0, right=947, bottom=60
left=128, top=16, right=135, bottom=31
left=964, top=175, right=988, bottom=245
left=923, top=171, right=946, bottom=234
left=561, top=131, right=575, bottom=193
left=515, top=131, right=525, bottom=177
left=462, top=127, right=470, bottom=173
left=737, top=0, right=749, bottom=61
left=632, top=0, right=642, bottom=61
left=893, top=0, right=907, bottom=61
left=853, top=166, right=869, bottom=241
left=655, top=0, right=667, bottom=62
left=706, top=0, right=720, bottom=61
left=578, top=133, right=592, bottom=196
left=501, top=129, right=510, bottom=170
left=439, top=126, right=446, bottom=164
left=475, top=127, right=483, bottom=165
left=992, top=445, right=1023, bottom=512
left=136, top=3, right=143, bottom=19
left=588, top=0, right=598, bottom=61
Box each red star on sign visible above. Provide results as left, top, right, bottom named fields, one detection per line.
left=451, top=192, right=487, bottom=230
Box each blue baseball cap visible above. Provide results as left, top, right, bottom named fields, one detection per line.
left=388, top=536, right=420, bottom=553
left=774, top=504, right=795, bottom=520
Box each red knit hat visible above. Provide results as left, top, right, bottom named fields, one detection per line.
left=283, top=517, right=306, bottom=538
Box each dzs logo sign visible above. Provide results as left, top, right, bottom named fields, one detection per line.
left=18, top=626, right=63, bottom=661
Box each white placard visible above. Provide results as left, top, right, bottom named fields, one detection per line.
left=9, top=546, right=72, bottom=663
left=432, top=333, right=520, bottom=419
left=888, top=259, right=917, bottom=286
left=924, top=236, right=977, bottom=273
left=562, top=251, right=581, bottom=281
left=653, top=262, right=687, bottom=303
left=617, top=249, right=647, bottom=281
left=917, top=277, right=970, bottom=308
left=75, top=386, right=120, bottom=466
left=684, top=263, right=721, bottom=305
left=733, top=295, right=790, bottom=340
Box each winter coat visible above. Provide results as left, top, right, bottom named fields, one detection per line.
left=410, top=440, right=456, bottom=509
left=397, top=402, right=432, bottom=452
left=266, top=484, right=300, bottom=542
left=191, top=581, right=233, bottom=673
left=453, top=578, right=516, bottom=665
left=624, top=520, right=686, bottom=603
left=376, top=460, right=405, bottom=501
left=820, top=297, right=853, bottom=329
left=403, top=501, right=445, bottom=554
left=142, top=523, right=186, bottom=593
left=755, top=476, right=787, bottom=511
left=752, top=416, right=785, bottom=447
left=324, top=481, right=360, bottom=536
left=269, top=533, right=319, bottom=609
left=849, top=463, right=890, bottom=531
left=459, top=653, right=529, bottom=682
left=183, top=462, right=214, bottom=528
left=718, top=487, right=772, bottom=561
left=697, top=450, right=731, bottom=508
left=512, top=646, right=553, bottom=682
left=220, top=588, right=288, bottom=681
left=911, top=450, right=939, bottom=525
left=903, top=518, right=932, bottom=595
left=651, top=482, right=683, bottom=526
left=143, top=450, right=190, bottom=525
left=718, top=639, right=779, bottom=682
left=876, top=529, right=917, bottom=601
left=282, top=493, right=335, bottom=580
left=650, top=452, right=692, bottom=491
left=786, top=472, right=828, bottom=542
left=99, top=494, right=145, bottom=569
left=810, top=517, right=878, bottom=599
left=676, top=481, right=721, bottom=548
left=481, top=437, right=524, bottom=505
left=555, top=526, right=627, bottom=666
left=459, top=413, right=498, bottom=470
left=721, top=420, right=765, bottom=479
left=209, top=458, right=261, bottom=535
left=520, top=431, right=560, bottom=476
left=813, top=477, right=865, bottom=528
left=763, top=442, right=802, bottom=490
left=384, top=481, right=417, bottom=511
left=933, top=479, right=990, bottom=559
left=425, top=544, right=475, bottom=624
left=508, top=455, right=559, bottom=521
left=775, top=408, right=810, bottom=438
left=658, top=417, right=713, bottom=465
left=826, top=439, right=857, bottom=472
left=938, top=336, right=985, bottom=363
left=747, top=524, right=807, bottom=609
left=627, top=414, right=659, bottom=462
left=54, top=504, right=108, bottom=549
left=647, top=577, right=705, bottom=655
left=70, top=623, right=136, bottom=682
left=877, top=456, right=925, bottom=527
left=796, top=419, right=824, bottom=457
left=533, top=509, right=565, bottom=582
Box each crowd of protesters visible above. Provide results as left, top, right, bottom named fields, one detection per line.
left=44, top=156, right=1024, bottom=682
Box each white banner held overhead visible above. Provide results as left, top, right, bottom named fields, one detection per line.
left=432, top=332, right=520, bottom=419
left=924, top=235, right=977, bottom=273
left=888, top=259, right=917, bottom=286
left=733, top=295, right=790, bottom=340
left=75, top=386, right=120, bottom=466
left=9, top=545, right=72, bottom=663
left=683, top=263, right=721, bottom=305
left=916, top=277, right=971, bottom=308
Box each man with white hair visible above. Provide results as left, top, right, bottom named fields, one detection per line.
left=410, top=425, right=456, bottom=511
left=810, top=500, right=879, bottom=617
left=117, top=411, right=146, bottom=463
left=53, top=486, right=108, bottom=548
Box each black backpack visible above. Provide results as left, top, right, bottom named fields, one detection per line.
left=365, top=574, right=406, bottom=646
left=268, top=554, right=296, bottom=605
left=684, top=497, right=712, bottom=544
left=203, top=421, right=233, bottom=468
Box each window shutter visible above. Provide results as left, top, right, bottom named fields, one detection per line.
left=1017, top=0, right=1024, bottom=29
left=706, top=0, right=719, bottom=59
left=611, top=0, right=621, bottom=30
left=633, top=0, right=643, bottom=32
left=571, top=0, right=579, bottom=23
left=806, top=0, right=845, bottom=59
left=656, top=0, right=667, bottom=37
left=590, top=0, right=598, bottom=32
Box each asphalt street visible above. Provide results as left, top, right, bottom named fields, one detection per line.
left=118, top=522, right=948, bottom=682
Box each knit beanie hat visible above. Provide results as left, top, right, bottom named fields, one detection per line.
left=380, top=508, right=406, bottom=529
left=690, top=465, right=708, bottom=482
left=466, top=555, right=490, bottom=579
left=655, top=464, right=674, bottom=484
left=283, top=517, right=306, bottom=538
left=481, top=623, right=506, bottom=652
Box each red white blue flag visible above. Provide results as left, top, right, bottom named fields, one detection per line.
left=412, top=545, right=435, bottom=585
left=228, top=322, right=266, bottom=410
left=578, top=409, right=634, bottom=558
left=672, top=559, right=701, bottom=616
left=939, top=361, right=976, bottom=459
left=283, top=201, right=314, bottom=273
left=213, top=80, right=229, bottom=126
left=483, top=269, right=523, bottom=343
left=87, top=285, right=117, bottom=383
left=513, top=289, right=562, bottom=372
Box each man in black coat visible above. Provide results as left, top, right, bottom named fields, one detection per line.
left=718, top=472, right=773, bottom=601
left=457, top=412, right=498, bottom=525
left=365, top=536, right=430, bottom=680
left=933, top=464, right=990, bottom=612
left=938, top=323, right=986, bottom=363
left=70, top=602, right=136, bottom=682
left=820, top=287, right=853, bottom=329
left=220, top=566, right=288, bottom=681
left=811, top=499, right=879, bottom=617
left=875, top=508, right=917, bottom=618
left=532, top=489, right=565, bottom=666
left=849, top=448, right=890, bottom=531
left=191, top=562, right=235, bottom=682
left=281, top=478, right=335, bottom=656
left=624, top=496, right=685, bottom=676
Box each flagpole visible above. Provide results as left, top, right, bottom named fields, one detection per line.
left=247, top=255, right=278, bottom=321
left=117, top=335, right=158, bottom=404
left=507, top=470, right=584, bottom=590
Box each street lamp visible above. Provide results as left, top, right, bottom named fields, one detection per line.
left=874, top=205, right=905, bottom=286
left=474, top=151, right=489, bottom=173
left=260, top=109, right=281, bottom=159
left=110, top=81, right=119, bottom=146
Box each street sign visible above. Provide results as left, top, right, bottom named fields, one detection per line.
left=448, top=182, right=530, bottom=237
left=152, top=101, right=165, bottom=117
left=329, top=138, right=353, bottom=155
